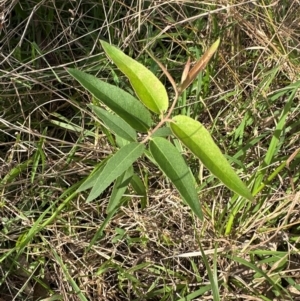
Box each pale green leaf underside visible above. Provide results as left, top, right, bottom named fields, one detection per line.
left=170, top=115, right=253, bottom=201
left=101, top=40, right=169, bottom=115
left=85, top=142, right=145, bottom=203
left=149, top=137, right=203, bottom=220
left=89, top=105, right=136, bottom=142
left=67, top=68, right=152, bottom=132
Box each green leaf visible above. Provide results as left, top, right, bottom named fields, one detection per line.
left=77, top=160, right=108, bottom=192
left=130, top=174, right=147, bottom=209
left=170, top=115, right=253, bottom=201
left=151, top=126, right=173, bottom=138
left=86, top=142, right=145, bottom=203
left=115, top=135, right=131, bottom=148
left=67, top=68, right=152, bottom=132
left=100, top=40, right=169, bottom=115
left=89, top=105, right=136, bottom=142
left=149, top=137, right=203, bottom=220
left=107, top=166, right=133, bottom=213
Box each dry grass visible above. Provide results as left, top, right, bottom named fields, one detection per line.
left=0, top=0, right=300, bottom=300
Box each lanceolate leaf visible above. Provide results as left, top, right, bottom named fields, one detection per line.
left=178, top=38, right=220, bottom=94
left=170, top=115, right=253, bottom=201
left=107, top=166, right=133, bottom=214
left=130, top=174, right=147, bottom=209
left=67, top=68, right=152, bottom=132
left=149, top=137, right=203, bottom=220
left=151, top=126, right=173, bottom=138
left=89, top=105, right=136, bottom=142
left=101, top=40, right=169, bottom=115
left=77, top=160, right=107, bottom=193
left=85, top=142, right=145, bottom=203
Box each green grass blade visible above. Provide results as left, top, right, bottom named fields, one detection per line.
left=177, top=284, right=212, bottom=301
left=30, top=133, right=46, bottom=183
left=199, top=244, right=220, bottom=301
left=228, top=255, right=290, bottom=299
left=51, top=249, right=88, bottom=301
left=87, top=198, right=129, bottom=251
left=0, top=159, right=33, bottom=186
left=253, top=80, right=300, bottom=194
left=49, top=113, right=95, bottom=137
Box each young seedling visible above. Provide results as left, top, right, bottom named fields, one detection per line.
left=67, top=38, right=253, bottom=221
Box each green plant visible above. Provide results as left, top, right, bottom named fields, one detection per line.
left=67, top=39, right=253, bottom=222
